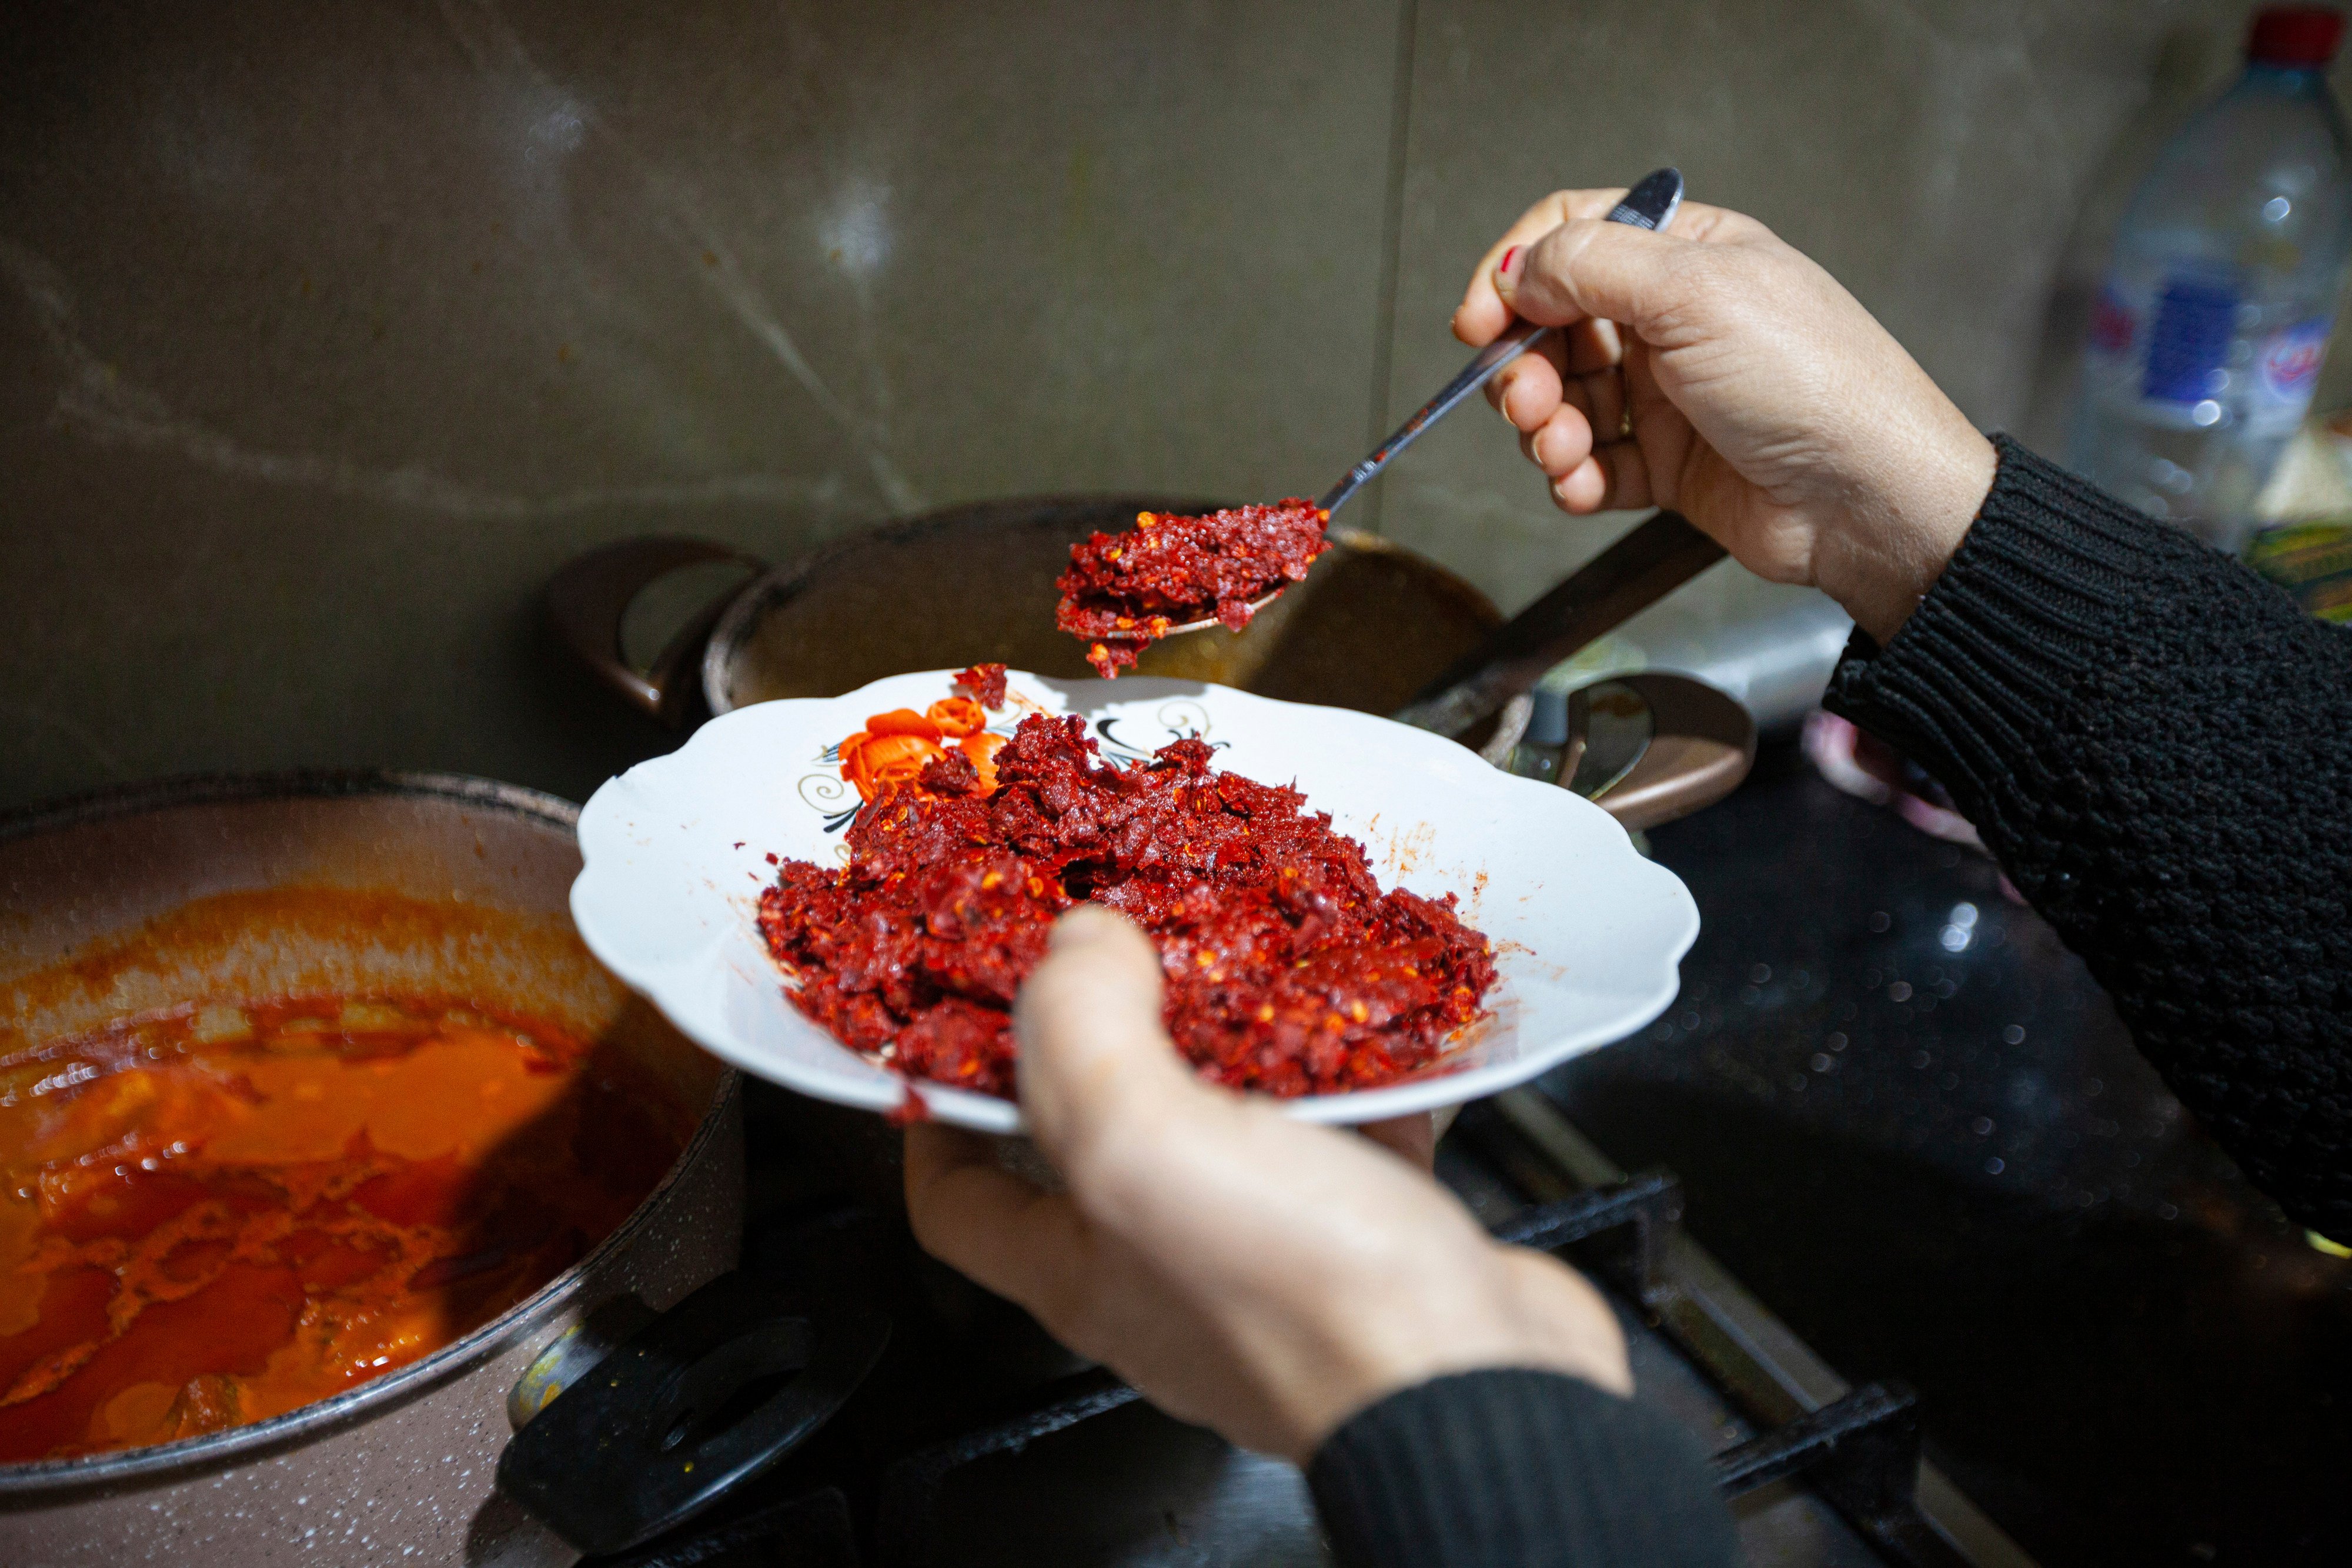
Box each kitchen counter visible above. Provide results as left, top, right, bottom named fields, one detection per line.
left=1541, top=738, right=2352, bottom=1567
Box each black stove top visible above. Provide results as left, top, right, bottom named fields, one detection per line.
left=584, top=1078, right=2026, bottom=1568
left=1549, top=738, right=2352, bottom=1567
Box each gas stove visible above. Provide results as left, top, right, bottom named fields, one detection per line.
left=574, top=1076, right=2033, bottom=1568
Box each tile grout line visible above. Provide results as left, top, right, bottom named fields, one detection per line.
left=1359, top=0, right=1421, bottom=538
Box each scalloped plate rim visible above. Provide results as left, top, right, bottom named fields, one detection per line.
left=572, top=670, right=1699, bottom=1134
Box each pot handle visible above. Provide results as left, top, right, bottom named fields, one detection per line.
left=1586, top=671, right=1756, bottom=832
left=1389, top=510, right=1728, bottom=738
left=496, top=1271, right=889, bottom=1556
left=545, top=537, right=766, bottom=728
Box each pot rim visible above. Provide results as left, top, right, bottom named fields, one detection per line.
left=0, top=768, right=741, bottom=1495
left=0, top=767, right=583, bottom=845
left=697, top=493, right=1232, bottom=718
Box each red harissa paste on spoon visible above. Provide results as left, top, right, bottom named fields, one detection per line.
left=1054, top=501, right=1332, bottom=677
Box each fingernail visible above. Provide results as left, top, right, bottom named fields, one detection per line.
left=1497, top=245, right=1521, bottom=287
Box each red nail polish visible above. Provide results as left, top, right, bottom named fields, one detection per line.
left=1498, top=245, right=1521, bottom=282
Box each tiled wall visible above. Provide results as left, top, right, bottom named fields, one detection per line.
left=0, top=0, right=2296, bottom=807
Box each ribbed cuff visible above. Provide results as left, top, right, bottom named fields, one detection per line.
left=1307, top=1369, right=1738, bottom=1568
left=1823, top=433, right=2212, bottom=833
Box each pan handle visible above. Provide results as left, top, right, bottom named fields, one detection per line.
left=1585, top=672, right=1757, bottom=832
left=1389, top=511, right=1728, bottom=739
left=545, top=537, right=766, bottom=728
left=497, top=1270, right=889, bottom=1556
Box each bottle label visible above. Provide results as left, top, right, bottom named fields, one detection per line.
left=2087, top=283, right=2138, bottom=358
left=2140, top=277, right=2239, bottom=404
left=2247, top=316, right=2332, bottom=434
left=2244, top=521, right=2352, bottom=619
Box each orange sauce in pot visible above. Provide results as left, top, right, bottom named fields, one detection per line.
left=0, top=997, right=687, bottom=1463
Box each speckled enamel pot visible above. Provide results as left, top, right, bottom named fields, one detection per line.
left=0, top=773, right=743, bottom=1567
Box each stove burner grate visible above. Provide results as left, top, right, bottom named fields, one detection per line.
left=584, top=1090, right=2036, bottom=1568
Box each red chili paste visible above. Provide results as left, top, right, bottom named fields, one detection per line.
left=953, top=663, right=1008, bottom=709
left=759, top=711, right=1494, bottom=1099
left=1055, top=502, right=1333, bottom=677
left=0, top=998, right=686, bottom=1462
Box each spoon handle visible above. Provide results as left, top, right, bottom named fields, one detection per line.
left=1318, top=168, right=1684, bottom=517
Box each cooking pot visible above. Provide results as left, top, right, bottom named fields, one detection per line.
left=547, top=494, right=1754, bottom=821
left=550, top=497, right=1507, bottom=727
left=0, top=773, right=879, bottom=1564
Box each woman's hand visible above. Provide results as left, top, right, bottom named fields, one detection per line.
left=904, top=905, right=1630, bottom=1462
left=1455, top=190, right=1997, bottom=644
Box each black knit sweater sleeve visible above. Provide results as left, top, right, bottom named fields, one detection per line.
left=1306, top=1369, right=1739, bottom=1568
left=1825, top=434, right=2352, bottom=1239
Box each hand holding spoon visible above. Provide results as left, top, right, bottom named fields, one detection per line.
left=1145, top=168, right=1687, bottom=636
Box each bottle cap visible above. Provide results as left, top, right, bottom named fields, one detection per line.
left=2249, top=5, right=2345, bottom=67
left=1526, top=686, right=1571, bottom=747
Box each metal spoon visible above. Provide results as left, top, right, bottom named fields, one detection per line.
left=1565, top=679, right=1657, bottom=799
left=1151, top=168, right=1686, bottom=635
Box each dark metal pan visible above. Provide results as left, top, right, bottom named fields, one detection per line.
left=544, top=497, right=1752, bottom=827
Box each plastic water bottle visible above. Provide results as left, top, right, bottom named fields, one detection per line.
left=2069, top=6, right=2352, bottom=549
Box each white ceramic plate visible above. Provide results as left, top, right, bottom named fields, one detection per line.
left=572, top=670, right=1698, bottom=1134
